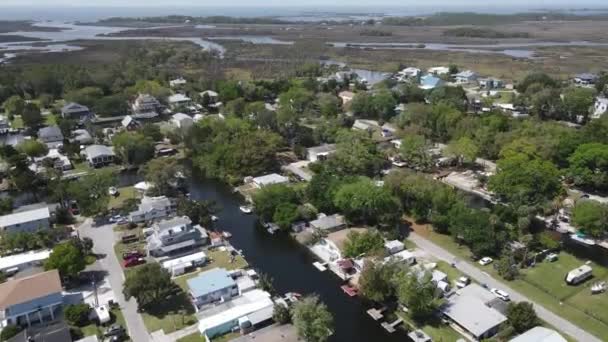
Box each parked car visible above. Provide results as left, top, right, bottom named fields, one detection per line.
left=123, top=257, right=146, bottom=268
left=122, top=251, right=144, bottom=260
left=479, top=257, right=493, bottom=266
left=104, top=325, right=125, bottom=337
left=455, top=276, right=471, bottom=288
left=545, top=253, right=559, bottom=262
left=109, top=215, right=123, bottom=223
left=490, top=288, right=510, bottom=301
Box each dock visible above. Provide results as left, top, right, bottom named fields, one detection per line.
left=381, top=318, right=403, bottom=333
left=366, top=308, right=385, bottom=321
left=313, top=262, right=327, bottom=271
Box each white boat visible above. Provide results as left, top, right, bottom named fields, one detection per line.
left=239, top=205, right=253, bottom=214
left=108, top=186, right=118, bottom=196
left=591, top=282, right=607, bottom=294
left=222, top=231, right=232, bottom=238
left=313, top=262, right=327, bottom=272
left=211, top=215, right=219, bottom=222
left=570, top=234, right=596, bottom=246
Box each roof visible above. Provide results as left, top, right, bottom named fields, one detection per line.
left=0, top=249, right=51, bottom=271
left=84, top=145, right=114, bottom=158
left=509, top=327, right=567, bottom=342
left=253, top=173, right=289, bottom=187
left=62, top=102, right=89, bottom=113
left=187, top=267, right=236, bottom=298
left=168, top=94, right=191, bottom=103
left=566, top=265, right=592, bottom=280
left=596, top=97, right=608, bottom=105
left=443, top=293, right=507, bottom=338
left=455, top=70, right=477, bottom=78
left=162, top=251, right=207, bottom=269
left=7, top=322, right=72, bottom=342
left=0, top=270, right=62, bottom=310
left=38, top=126, right=63, bottom=140
left=307, top=144, right=337, bottom=155
left=138, top=196, right=173, bottom=213
left=456, top=283, right=496, bottom=304
left=310, top=214, right=346, bottom=231
left=121, top=115, right=138, bottom=128
left=575, top=73, right=597, bottom=80
left=385, top=240, right=404, bottom=251
left=0, top=207, right=50, bottom=228
left=421, top=75, right=441, bottom=87
left=156, top=216, right=191, bottom=231
left=72, top=129, right=92, bottom=142
left=172, top=113, right=192, bottom=121
left=200, top=90, right=219, bottom=97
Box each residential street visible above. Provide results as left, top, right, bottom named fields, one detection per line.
left=78, top=219, right=151, bottom=342
left=409, top=233, right=601, bottom=342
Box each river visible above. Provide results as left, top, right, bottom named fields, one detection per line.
left=186, top=176, right=410, bottom=342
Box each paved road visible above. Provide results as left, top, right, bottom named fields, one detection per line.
left=409, top=233, right=602, bottom=342
left=79, top=219, right=151, bottom=342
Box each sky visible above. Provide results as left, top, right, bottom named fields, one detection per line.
left=1, top=0, right=607, bottom=7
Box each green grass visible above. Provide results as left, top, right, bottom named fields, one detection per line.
left=173, top=249, right=249, bottom=291
left=77, top=308, right=127, bottom=338
left=435, top=260, right=464, bottom=283
left=177, top=332, right=205, bottom=342
left=211, top=332, right=241, bottom=342
left=108, top=186, right=137, bottom=210
left=44, top=114, right=57, bottom=125
left=398, top=311, right=462, bottom=342
left=141, top=292, right=197, bottom=334
left=10, top=115, right=23, bottom=129
left=411, top=223, right=608, bottom=339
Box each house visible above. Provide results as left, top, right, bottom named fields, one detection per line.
left=478, top=78, right=504, bottom=89
left=0, top=270, right=63, bottom=328
left=170, top=77, right=187, bottom=88
left=442, top=284, right=507, bottom=340
left=146, top=216, right=208, bottom=257
left=70, top=129, right=93, bottom=145
left=592, top=97, right=608, bottom=119
left=381, top=123, right=398, bottom=137
left=398, top=67, right=421, bottom=79
left=384, top=250, right=416, bottom=265
left=171, top=113, right=194, bottom=129
left=307, top=144, right=337, bottom=162
left=310, top=214, right=346, bottom=232
left=385, top=240, right=405, bottom=255
left=0, top=116, right=9, bottom=134
left=0, top=249, right=51, bottom=273
left=61, top=103, right=91, bottom=122
left=574, top=73, right=598, bottom=85
left=251, top=173, right=289, bottom=188
left=6, top=322, right=72, bottom=342
left=427, top=66, right=450, bottom=75
left=200, top=90, right=219, bottom=103
left=283, top=161, right=313, bottom=182
left=162, top=251, right=207, bottom=277
left=0, top=206, right=51, bottom=234
left=129, top=196, right=176, bottom=223
left=34, top=149, right=72, bottom=172
left=454, top=70, right=478, bottom=84
left=83, top=145, right=115, bottom=168
left=188, top=267, right=239, bottom=309
left=197, top=289, right=274, bottom=340
left=132, top=93, right=161, bottom=114
left=509, top=327, right=567, bottom=342
left=168, top=94, right=192, bottom=109
left=37, top=126, right=63, bottom=148
left=420, top=75, right=443, bottom=90
left=338, top=91, right=355, bottom=105
left=352, top=119, right=380, bottom=132
left=121, top=115, right=140, bottom=131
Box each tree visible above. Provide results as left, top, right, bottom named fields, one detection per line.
left=343, top=230, right=385, bottom=258
left=3, top=95, right=25, bottom=117
left=326, top=130, right=385, bottom=177
left=317, top=93, right=340, bottom=117
left=39, top=94, right=54, bottom=108
left=273, top=203, right=300, bottom=231
left=64, top=303, right=91, bottom=326
left=0, top=198, right=13, bottom=215
left=22, top=102, right=43, bottom=128
left=445, top=136, right=479, bottom=165
left=16, top=139, right=48, bottom=159
left=372, top=89, right=398, bottom=121
left=333, top=178, right=400, bottom=227
left=507, top=301, right=539, bottom=333
left=395, top=270, right=441, bottom=322
left=562, top=87, right=596, bottom=122
left=291, top=296, right=333, bottom=342
left=273, top=303, right=291, bottom=324
left=141, top=157, right=185, bottom=196
left=93, top=95, right=129, bottom=117
left=123, top=263, right=175, bottom=309
left=428, top=86, right=467, bottom=111
left=67, top=170, right=116, bottom=216
left=64, top=87, right=104, bottom=107
left=572, top=200, right=608, bottom=238
left=252, top=184, right=298, bottom=222
left=44, top=242, right=86, bottom=280
left=0, top=325, right=22, bottom=341
left=399, top=134, right=433, bottom=170
left=359, top=261, right=401, bottom=302
left=177, top=198, right=218, bottom=227
left=495, top=250, right=519, bottom=281
left=568, top=143, right=608, bottom=192
left=516, top=73, right=557, bottom=93
left=112, top=131, right=155, bottom=166
left=141, top=123, right=163, bottom=142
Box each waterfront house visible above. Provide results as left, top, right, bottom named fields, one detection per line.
left=478, top=77, right=504, bottom=89
left=509, top=327, right=567, bottom=342
left=0, top=249, right=51, bottom=274
left=454, top=70, right=478, bottom=84
left=384, top=249, right=416, bottom=265
left=146, top=216, right=208, bottom=257
left=442, top=284, right=507, bottom=340
left=398, top=67, right=421, bottom=80
left=427, top=66, right=450, bottom=75
left=121, top=115, right=140, bottom=131
left=61, top=103, right=91, bottom=122
left=419, top=75, right=443, bottom=90
left=0, top=270, right=63, bottom=328
left=129, top=196, right=176, bottom=223
left=38, top=126, right=64, bottom=149
left=188, top=267, right=239, bottom=309
left=251, top=173, right=289, bottom=188
left=33, top=149, right=72, bottom=172
left=306, top=144, right=337, bottom=162
left=162, top=251, right=207, bottom=277
left=0, top=206, right=51, bottom=234
left=200, top=90, right=219, bottom=103
left=170, top=77, right=187, bottom=88
left=592, top=97, right=608, bottom=119
left=83, top=145, right=115, bottom=168
left=171, top=113, right=194, bottom=129
left=385, top=240, right=405, bottom=255
left=70, top=129, right=93, bottom=145
left=131, top=93, right=161, bottom=114
left=168, top=94, right=192, bottom=109
left=310, top=214, right=346, bottom=233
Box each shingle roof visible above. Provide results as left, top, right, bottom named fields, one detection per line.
left=38, top=126, right=63, bottom=140
left=0, top=270, right=62, bottom=310
left=62, top=102, right=89, bottom=113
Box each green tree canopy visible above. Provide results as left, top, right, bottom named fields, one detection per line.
left=395, top=270, right=442, bottom=322
left=507, top=301, right=540, bottom=333
left=572, top=200, right=608, bottom=238
left=333, top=178, right=401, bottom=227
left=112, top=131, right=155, bottom=166
left=568, top=143, right=608, bottom=192
left=445, top=136, right=479, bottom=166
left=67, top=170, right=116, bottom=216
left=562, top=87, right=596, bottom=122
left=325, top=130, right=385, bottom=177
left=17, top=139, right=48, bottom=159
left=343, top=230, right=385, bottom=258
left=123, top=263, right=176, bottom=309
left=291, top=295, right=334, bottom=342
left=44, top=242, right=86, bottom=280
left=22, top=103, right=43, bottom=128
left=358, top=261, right=402, bottom=303
left=273, top=203, right=300, bottom=231
left=252, top=184, right=298, bottom=222
left=141, top=157, right=185, bottom=196
left=3, top=95, right=25, bottom=116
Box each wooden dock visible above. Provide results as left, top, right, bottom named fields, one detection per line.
left=381, top=318, right=403, bottom=333
left=366, top=308, right=384, bottom=321
left=313, top=262, right=327, bottom=271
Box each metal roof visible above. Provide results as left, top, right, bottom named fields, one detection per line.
left=188, top=267, right=236, bottom=298
left=0, top=207, right=50, bottom=228
left=509, top=327, right=567, bottom=342
left=443, top=294, right=507, bottom=338
left=84, top=145, right=114, bottom=159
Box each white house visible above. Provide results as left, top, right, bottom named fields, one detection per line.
left=398, top=67, right=421, bottom=80
left=169, top=77, right=187, bottom=88
left=162, top=251, right=207, bottom=277
left=200, top=90, right=219, bottom=102
left=168, top=94, right=192, bottom=109
left=385, top=240, right=405, bottom=255
left=251, top=173, right=289, bottom=188
left=129, top=196, right=176, bottom=223
left=592, top=97, right=608, bottom=119
left=171, top=113, right=194, bottom=129
left=338, top=91, right=355, bottom=105
left=0, top=207, right=51, bottom=234
left=83, top=145, right=115, bottom=168
left=427, top=66, right=450, bottom=75
left=454, top=70, right=478, bottom=84
left=132, top=93, right=161, bottom=114
left=307, top=144, right=337, bottom=162
left=509, top=327, right=567, bottom=342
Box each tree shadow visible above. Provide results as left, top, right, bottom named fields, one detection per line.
left=143, top=292, right=195, bottom=319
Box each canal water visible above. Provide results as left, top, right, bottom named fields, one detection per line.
left=186, top=176, right=410, bottom=342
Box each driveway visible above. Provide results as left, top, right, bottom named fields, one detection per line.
left=78, top=219, right=151, bottom=342
left=409, top=232, right=602, bottom=342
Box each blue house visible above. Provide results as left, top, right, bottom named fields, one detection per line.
left=420, top=75, right=443, bottom=90
left=187, top=268, right=239, bottom=310
left=0, top=270, right=63, bottom=328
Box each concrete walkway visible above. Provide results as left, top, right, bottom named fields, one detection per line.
left=79, top=219, right=151, bottom=342
left=149, top=323, right=199, bottom=342
left=409, top=232, right=601, bottom=342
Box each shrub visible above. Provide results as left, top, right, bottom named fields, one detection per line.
left=65, top=303, right=91, bottom=327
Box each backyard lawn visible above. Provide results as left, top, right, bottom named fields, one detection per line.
left=78, top=308, right=127, bottom=339
left=141, top=292, right=197, bottom=334
left=108, top=186, right=137, bottom=210
left=177, top=332, right=205, bottom=342
left=398, top=311, right=462, bottom=342
left=174, top=248, right=249, bottom=291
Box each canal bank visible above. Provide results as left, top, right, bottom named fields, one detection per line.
left=186, top=176, right=410, bottom=342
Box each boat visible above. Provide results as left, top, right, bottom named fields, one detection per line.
left=591, top=282, right=607, bottom=294
left=341, top=285, right=359, bottom=297
left=222, top=231, right=232, bottom=238
left=211, top=215, right=219, bottom=222
left=313, top=261, right=327, bottom=271
left=570, top=233, right=596, bottom=246
left=239, top=205, right=253, bottom=214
